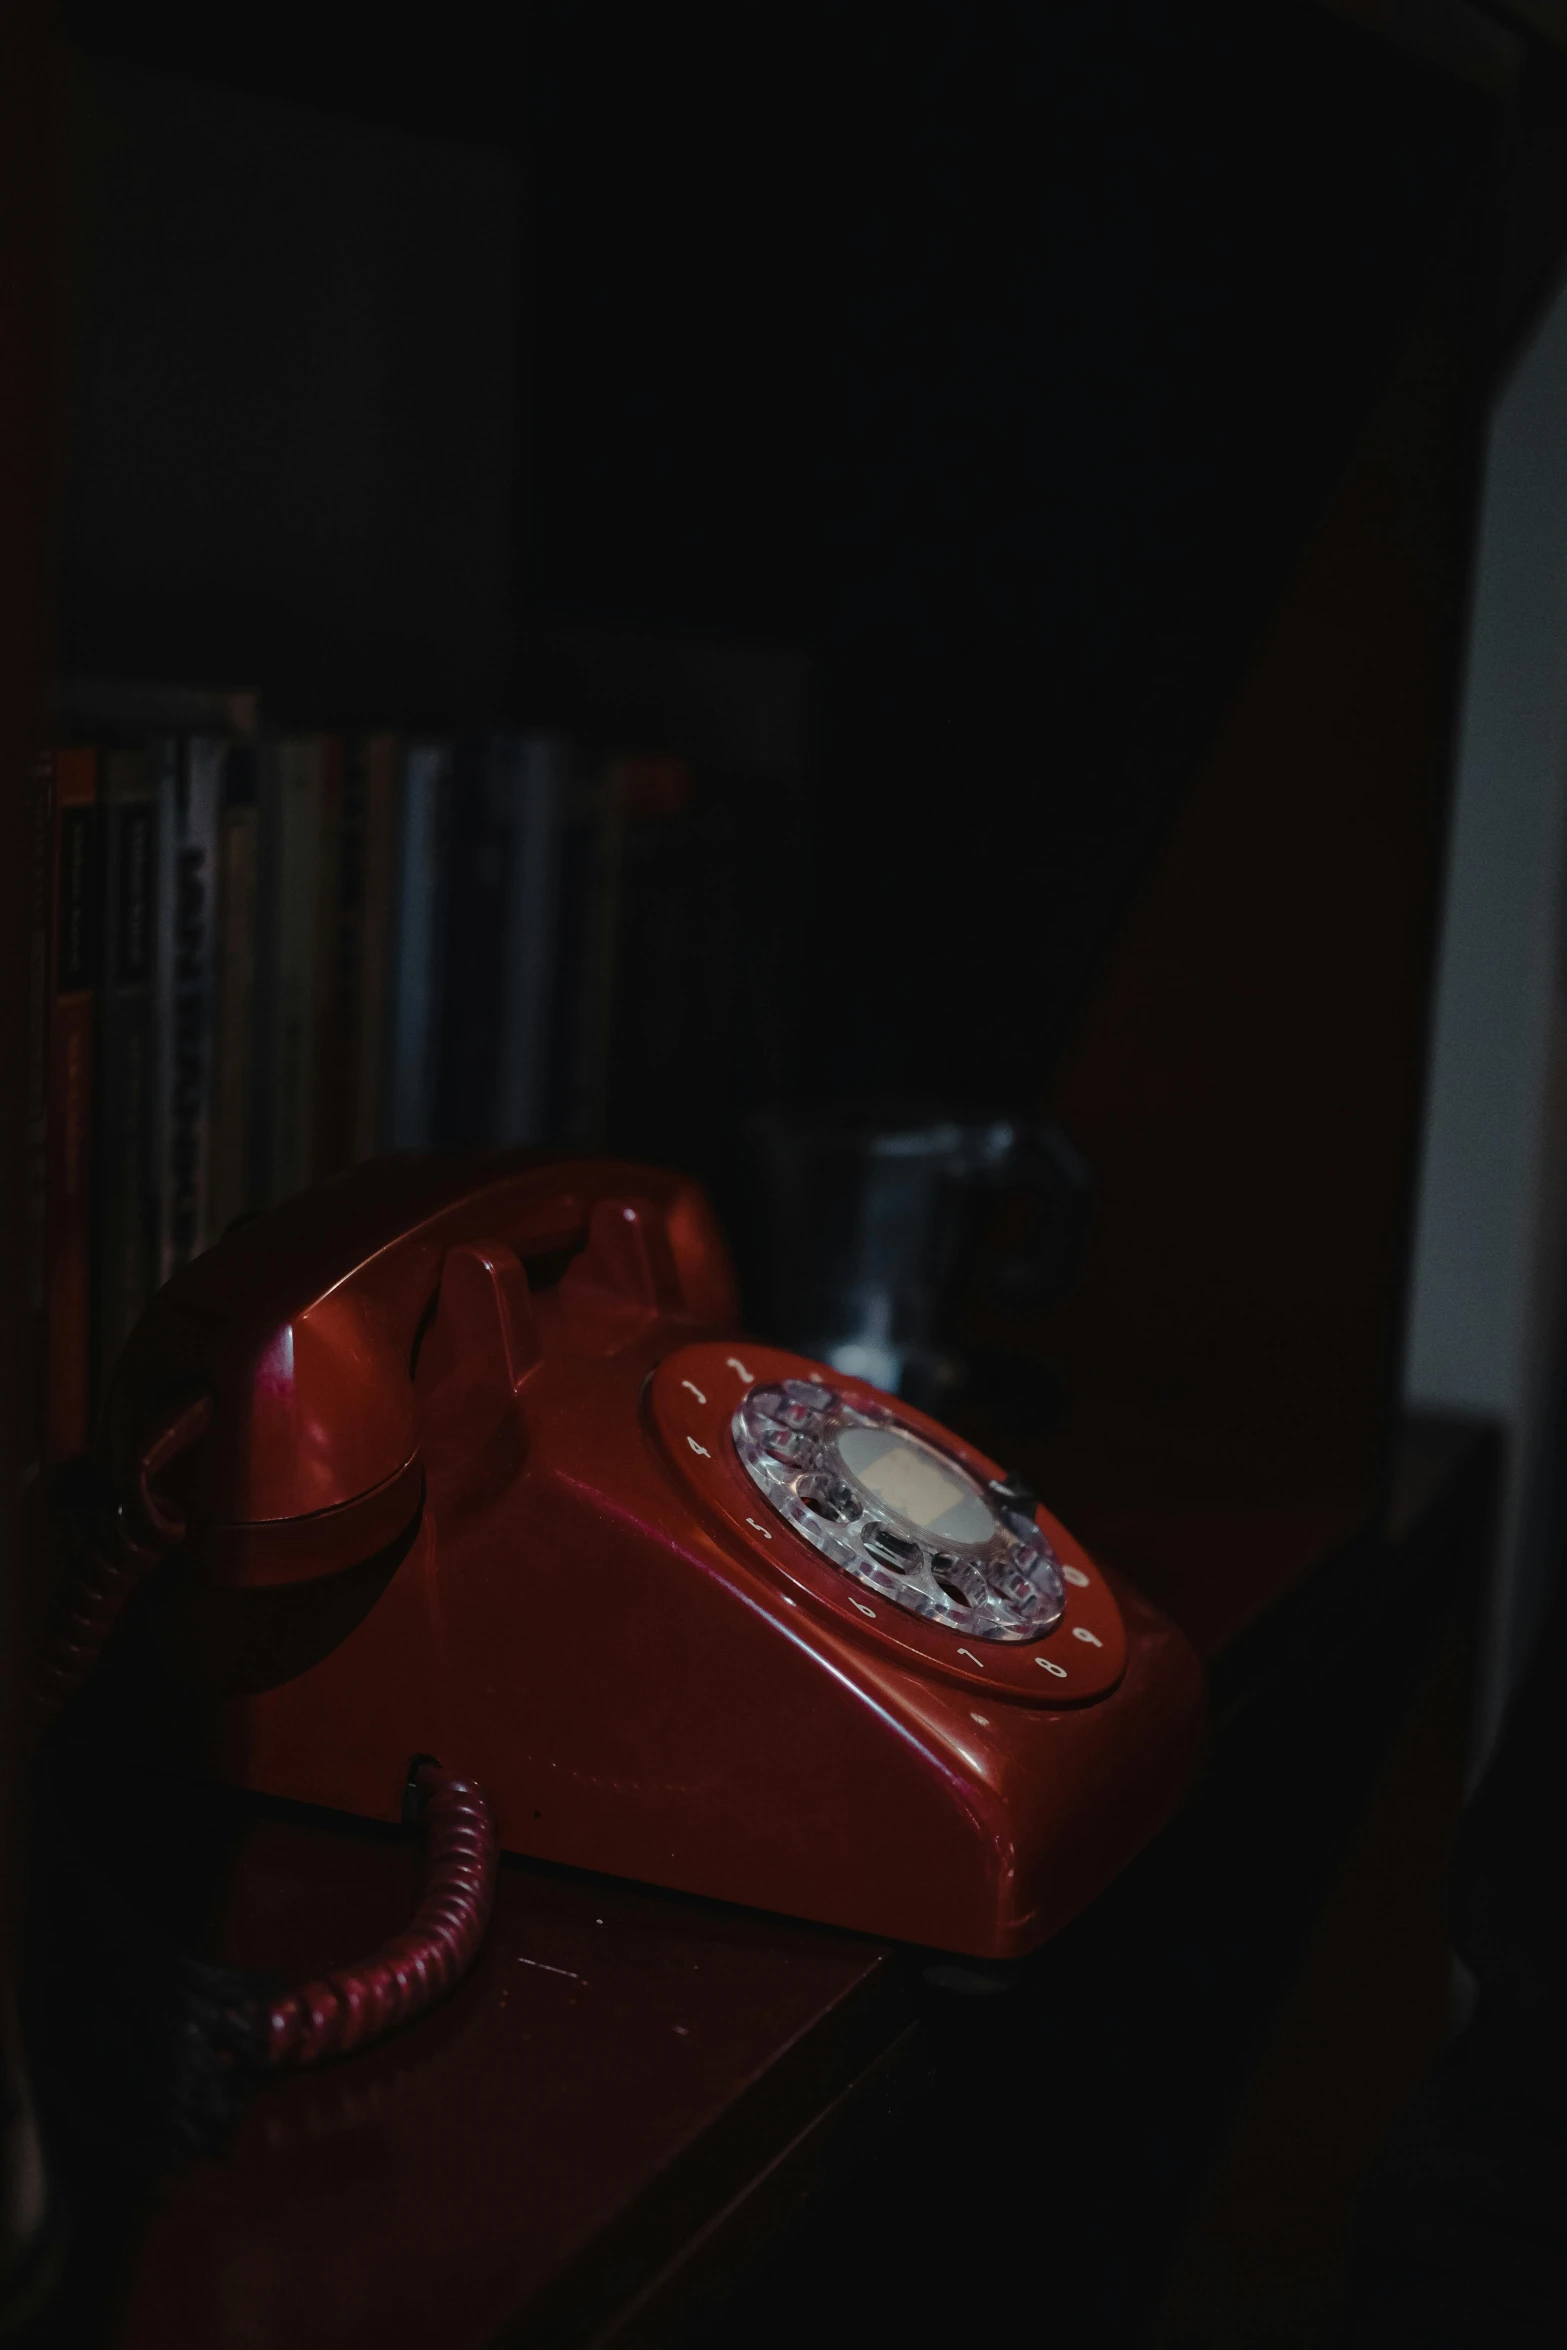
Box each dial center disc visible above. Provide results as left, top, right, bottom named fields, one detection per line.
left=832, top=1424, right=997, bottom=1546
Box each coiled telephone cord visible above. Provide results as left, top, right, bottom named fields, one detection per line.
left=33, top=1390, right=213, bottom=1729
left=259, top=1765, right=496, bottom=2068
left=34, top=1393, right=498, bottom=2078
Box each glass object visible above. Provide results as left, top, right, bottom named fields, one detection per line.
left=751, top=1106, right=1089, bottom=1412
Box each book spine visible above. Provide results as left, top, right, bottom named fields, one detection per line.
left=24, top=754, right=52, bottom=1479
left=261, top=738, right=323, bottom=1202
left=250, top=741, right=281, bottom=1208
left=45, top=747, right=101, bottom=1460
left=543, top=767, right=592, bottom=1146
left=495, top=735, right=565, bottom=1147
left=312, top=734, right=359, bottom=1183
left=146, top=737, right=177, bottom=1288
left=601, top=757, right=703, bottom=1165
left=93, top=748, right=158, bottom=1410
left=208, top=744, right=259, bottom=1237
left=550, top=760, right=624, bottom=1151
left=434, top=738, right=512, bottom=1148
left=384, top=742, right=450, bottom=1152
left=155, top=737, right=223, bottom=1284
left=352, top=732, right=400, bottom=1164
left=307, top=728, right=347, bottom=1184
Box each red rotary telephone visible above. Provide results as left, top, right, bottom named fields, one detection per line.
left=68, top=1152, right=1202, bottom=2027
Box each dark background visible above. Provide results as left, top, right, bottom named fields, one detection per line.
left=59, top=0, right=1497, bottom=1102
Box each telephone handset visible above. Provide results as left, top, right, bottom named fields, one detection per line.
left=83, top=1151, right=1203, bottom=1969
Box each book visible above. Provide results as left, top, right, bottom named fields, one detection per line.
left=94, top=746, right=158, bottom=1408
left=602, top=757, right=753, bottom=1173
left=351, top=733, right=400, bottom=1165
left=545, top=757, right=625, bottom=1151
left=431, top=739, right=496, bottom=1148
left=24, top=754, right=52, bottom=1478
left=431, top=732, right=570, bottom=1150
left=45, top=702, right=769, bottom=1438
left=44, top=748, right=101, bottom=1460
left=153, top=738, right=223, bottom=1284
left=307, top=736, right=347, bottom=1184
left=208, top=744, right=259, bottom=1237
left=384, top=741, right=452, bottom=1152
left=253, top=737, right=327, bottom=1204
left=313, top=733, right=396, bottom=1181
left=494, top=735, right=567, bottom=1148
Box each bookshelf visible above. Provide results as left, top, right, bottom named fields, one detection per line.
left=34, top=39, right=819, bottom=1462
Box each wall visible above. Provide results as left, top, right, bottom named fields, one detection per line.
left=61, top=53, right=521, bottom=723
left=1404, top=267, right=1567, bottom=1760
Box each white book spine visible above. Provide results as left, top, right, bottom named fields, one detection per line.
left=154, top=736, right=224, bottom=1282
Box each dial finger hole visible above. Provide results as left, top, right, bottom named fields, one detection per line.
left=763, top=1427, right=815, bottom=1467
left=797, top=1476, right=860, bottom=1524
left=931, top=1553, right=986, bottom=1610
left=864, top=1526, right=922, bottom=1574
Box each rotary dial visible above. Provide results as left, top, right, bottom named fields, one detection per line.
left=733, top=1379, right=1065, bottom=1643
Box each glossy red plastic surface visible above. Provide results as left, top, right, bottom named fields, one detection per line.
left=102, top=1153, right=1205, bottom=1958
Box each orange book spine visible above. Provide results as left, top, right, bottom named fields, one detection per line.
left=45, top=746, right=100, bottom=1461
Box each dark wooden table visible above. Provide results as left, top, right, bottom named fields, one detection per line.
left=173, top=1868, right=916, bottom=2350
left=34, top=1414, right=1497, bottom=2350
